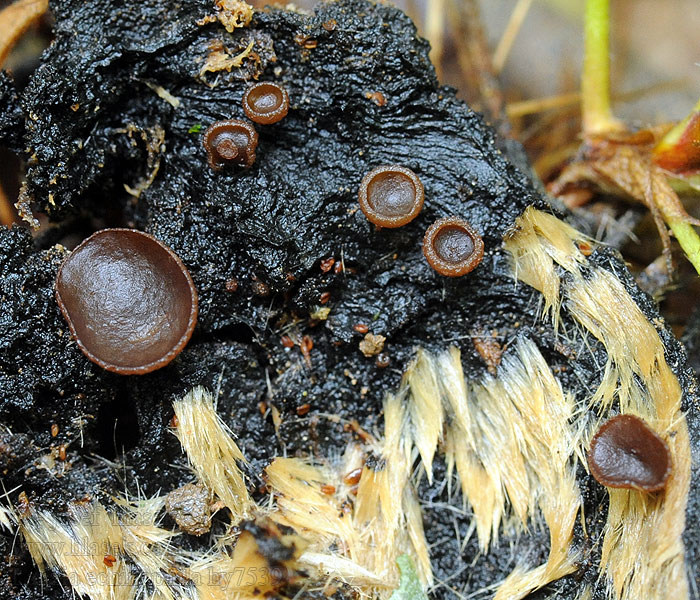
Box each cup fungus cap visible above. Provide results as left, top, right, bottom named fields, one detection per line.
left=588, top=414, right=672, bottom=492
left=422, top=216, right=484, bottom=277
left=203, top=119, right=259, bottom=170
left=55, top=229, right=199, bottom=375
left=358, top=165, right=425, bottom=228
left=242, top=82, right=290, bottom=125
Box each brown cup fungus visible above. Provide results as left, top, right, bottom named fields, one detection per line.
left=55, top=229, right=199, bottom=375
left=358, top=165, right=424, bottom=228
left=203, top=119, right=258, bottom=170
left=588, top=414, right=672, bottom=492
left=242, top=82, right=290, bottom=125
left=422, top=217, right=484, bottom=277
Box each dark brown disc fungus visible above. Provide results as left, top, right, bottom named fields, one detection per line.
left=422, top=216, right=484, bottom=277
left=203, top=119, right=258, bottom=170
left=242, top=82, right=290, bottom=125
left=588, top=414, right=672, bottom=492
left=55, top=229, right=198, bottom=375
left=357, top=165, right=424, bottom=228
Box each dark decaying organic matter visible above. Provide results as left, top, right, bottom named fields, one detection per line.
left=0, top=0, right=698, bottom=599
left=55, top=228, right=198, bottom=375
left=165, top=483, right=212, bottom=536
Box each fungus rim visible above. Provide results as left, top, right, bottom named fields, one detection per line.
left=357, top=165, right=425, bottom=228
left=55, top=228, right=199, bottom=375
left=422, top=216, right=484, bottom=277
left=203, top=119, right=259, bottom=170
left=242, top=82, right=290, bottom=125
left=587, top=413, right=672, bottom=492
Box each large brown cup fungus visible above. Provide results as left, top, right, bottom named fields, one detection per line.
left=588, top=414, right=672, bottom=492
left=422, top=216, right=484, bottom=277
left=242, top=82, right=290, bottom=125
left=55, top=229, right=198, bottom=375
left=203, top=119, right=258, bottom=170
left=358, top=165, right=424, bottom=228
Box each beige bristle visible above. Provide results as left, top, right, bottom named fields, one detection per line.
left=402, top=487, right=432, bottom=587
left=265, top=388, right=432, bottom=594
left=566, top=270, right=662, bottom=415
left=19, top=509, right=57, bottom=574
left=299, top=551, right=388, bottom=588
left=115, top=495, right=179, bottom=600
left=437, top=347, right=473, bottom=445
left=432, top=340, right=580, bottom=598
left=504, top=211, right=560, bottom=319
left=492, top=343, right=580, bottom=599
left=20, top=502, right=133, bottom=600
left=402, top=336, right=580, bottom=597
left=266, top=457, right=360, bottom=557
left=0, top=503, right=13, bottom=532
left=576, top=586, right=593, bottom=600
left=172, top=386, right=251, bottom=522
left=566, top=269, right=690, bottom=600
left=503, top=206, right=589, bottom=327
left=405, top=350, right=443, bottom=483
left=354, top=390, right=430, bottom=587
left=444, top=426, right=504, bottom=546
left=439, top=347, right=505, bottom=546
left=355, top=390, right=410, bottom=536
left=506, top=208, right=692, bottom=600
left=266, top=456, right=401, bottom=591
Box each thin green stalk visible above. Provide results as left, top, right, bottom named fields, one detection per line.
left=582, top=0, right=621, bottom=134
left=668, top=218, right=700, bottom=275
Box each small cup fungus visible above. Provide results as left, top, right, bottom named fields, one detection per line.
left=422, top=216, right=484, bottom=277
left=588, top=414, right=672, bottom=492
left=242, top=82, right=290, bottom=125
left=203, top=119, right=258, bottom=170
left=358, top=165, right=424, bottom=228
left=55, top=229, right=198, bottom=375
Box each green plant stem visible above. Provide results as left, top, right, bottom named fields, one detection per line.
left=582, top=0, right=620, bottom=134
left=668, top=218, right=700, bottom=275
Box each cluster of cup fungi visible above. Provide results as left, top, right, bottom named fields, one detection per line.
left=54, top=82, right=292, bottom=376
left=357, top=165, right=485, bottom=277
left=203, top=81, right=289, bottom=170
left=51, top=80, right=672, bottom=494
left=203, top=82, right=486, bottom=278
